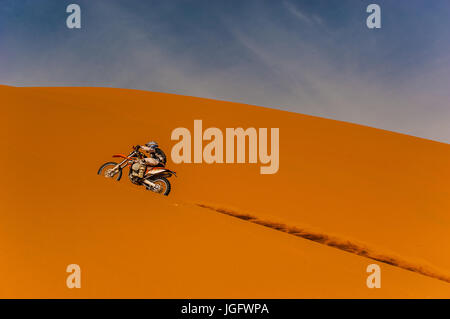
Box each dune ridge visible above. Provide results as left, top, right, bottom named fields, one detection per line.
left=196, top=203, right=450, bottom=284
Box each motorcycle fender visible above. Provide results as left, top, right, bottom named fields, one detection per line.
left=147, top=168, right=177, bottom=178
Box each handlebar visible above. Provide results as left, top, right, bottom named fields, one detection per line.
left=129, top=145, right=145, bottom=159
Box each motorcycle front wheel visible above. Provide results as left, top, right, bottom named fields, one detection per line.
left=97, top=162, right=123, bottom=181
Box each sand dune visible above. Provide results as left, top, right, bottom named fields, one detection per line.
left=1, top=85, right=449, bottom=298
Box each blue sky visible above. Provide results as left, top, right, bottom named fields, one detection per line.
left=1, top=0, right=449, bottom=142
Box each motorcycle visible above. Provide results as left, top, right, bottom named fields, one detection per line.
left=97, top=146, right=176, bottom=196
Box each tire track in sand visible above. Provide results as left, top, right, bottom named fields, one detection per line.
left=196, top=203, right=450, bottom=284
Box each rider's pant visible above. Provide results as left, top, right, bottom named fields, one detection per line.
left=138, top=158, right=159, bottom=178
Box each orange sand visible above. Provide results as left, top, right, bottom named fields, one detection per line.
left=1, top=85, right=449, bottom=298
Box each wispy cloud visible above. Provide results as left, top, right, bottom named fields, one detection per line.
left=1, top=0, right=450, bottom=143
left=283, top=1, right=322, bottom=25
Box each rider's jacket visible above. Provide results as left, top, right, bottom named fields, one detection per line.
left=140, top=145, right=162, bottom=166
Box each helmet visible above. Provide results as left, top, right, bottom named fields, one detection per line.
left=145, top=141, right=158, bottom=150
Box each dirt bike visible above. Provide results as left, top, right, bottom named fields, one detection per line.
left=97, top=146, right=176, bottom=196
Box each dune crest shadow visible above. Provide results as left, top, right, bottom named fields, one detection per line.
left=196, top=203, right=450, bottom=284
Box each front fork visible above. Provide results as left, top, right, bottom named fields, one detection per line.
left=108, top=162, right=125, bottom=177
left=116, top=150, right=137, bottom=171
left=114, top=158, right=131, bottom=173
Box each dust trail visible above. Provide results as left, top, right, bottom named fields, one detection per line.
left=196, top=203, right=450, bottom=284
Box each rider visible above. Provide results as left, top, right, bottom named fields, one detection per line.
left=134, top=141, right=165, bottom=180
left=140, top=141, right=162, bottom=165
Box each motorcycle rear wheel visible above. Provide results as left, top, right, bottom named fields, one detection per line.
left=97, top=162, right=123, bottom=181
left=148, top=177, right=171, bottom=196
